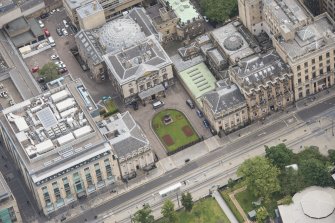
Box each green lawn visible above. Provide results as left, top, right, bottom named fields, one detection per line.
left=220, top=191, right=244, bottom=223
left=235, top=190, right=257, bottom=214
left=152, top=109, right=199, bottom=152
left=157, top=197, right=230, bottom=223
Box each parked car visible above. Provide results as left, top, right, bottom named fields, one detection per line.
left=56, top=28, right=63, bottom=36
left=196, top=109, right=203, bottom=118
left=37, top=77, right=45, bottom=83
left=58, top=67, right=68, bottom=74
left=41, top=84, right=48, bottom=91
left=62, top=28, right=68, bottom=36
left=44, top=29, right=50, bottom=37
left=31, top=66, right=39, bottom=73
left=203, top=119, right=210, bottom=128
left=40, top=13, right=49, bottom=19
left=38, top=20, right=44, bottom=28
left=152, top=100, right=164, bottom=109
left=54, top=61, right=64, bottom=65
left=50, top=9, right=56, bottom=14
left=57, top=64, right=66, bottom=69
left=63, top=19, right=69, bottom=28
left=186, top=99, right=195, bottom=109
left=50, top=54, right=59, bottom=60
left=56, top=8, right=60, bottom=12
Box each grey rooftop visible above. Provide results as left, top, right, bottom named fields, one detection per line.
left=76, top=1, right=104, bottom=19
left=0, top=172, right=11, bottom=202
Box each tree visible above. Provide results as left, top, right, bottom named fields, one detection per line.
left=279, top=168, right=305, bottom=196
left=299, top=158, right=333, bottom=187
left=296, top=146, right=328, bottom=164
left=161, top=200, right=177, bottom=223
left=265, top=144, right=294, bottom=169
left=237, top=156, right=280, bottom=205
left=200, top=0, right=238, bottom=23
left=38, top=62, right=59, bottom=81
left=132, top=204, right=154, bottom=223
left=181, top=192, right=193, bottom=212
left=256, top=206, right=268, bottom=223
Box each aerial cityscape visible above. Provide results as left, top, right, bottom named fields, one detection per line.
left=0, top=0, right=335, bottom=222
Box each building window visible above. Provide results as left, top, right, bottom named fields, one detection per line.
left=129, top=88, right=134, bottom=94
left=297, top=65, right=301, bottom=71
left=84, top=167, right=93, bottom=186
left=94, top=163, right=103, bottom=182
left=312, top=59, right=315, bottom=64
left=327, top=66, right=331, bottom=72
left=326, top=52, right=330, bottom=58
left=104, top=159, right=113, bottom=180
left=304, top=62, right=308, bottom=67
left=298, top=78, right=301, bottom=84
left=319, top=63, right=323, bottom=67
left=147, top=82, right=152, bottom=88
left=305, top=75, right=309, bottom=80
left=297, top=72, right=301, bottom=77
left=139, top=85, right=144, bottom=91
left=319, top=55, right=323, bottom=61
left=312, top=72, right=316, bottom=78
left=320, top=69, right=324, bottom=75
left=62, top=177, right=71, bottom=197
left=163, top=73, right=168, bottom=80
left=161, top=68, right=166, bottom=73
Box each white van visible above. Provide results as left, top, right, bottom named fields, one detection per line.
left=48, top=37, right=56, bottom=47
left=152, top=100, right=164, bottom=109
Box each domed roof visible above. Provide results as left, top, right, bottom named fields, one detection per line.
left=300, top=190, right=335, bottom=219
left=223, top=35, right=244, bottom=51
left=98, top=18, right=146, bottom=53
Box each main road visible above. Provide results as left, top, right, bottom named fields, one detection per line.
left=67, top=95, right=335, bottom=222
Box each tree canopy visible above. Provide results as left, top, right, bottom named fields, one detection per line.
left=199, top=0, right=238, bottom=23
left=237, top=156, right=280, bottom=204
left=279, top=168, right=305, bottom=196
left=299, top=158, right=333, bottom=187
left=161, top=199, right=177, bottom=223
left=38, top=62, right=59, bottom=81
left=132, top=204, right=154, bottom=223
left=265, top=144, right=294, bottom=169
left=181, top=192, right=193, bottom=212
left=256, top=206, right=268, bottom=223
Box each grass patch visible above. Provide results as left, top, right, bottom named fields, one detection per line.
left=220, top=191, right=244, bottom=223
left=105, top=99, right=118, bottom=113
left=152, top=109, right=199, bottom=152
left=156, top=197, right=230, bottom=223
left=235, top=189, right=258, bottom=214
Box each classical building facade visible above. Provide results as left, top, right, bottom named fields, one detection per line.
left=202, top=81, right=248, bottom=134
left=229, top=50, right=294, bottom=120
left=104, top=35, right=173, bottom=104
left=0, top=79, right=120, bottom=215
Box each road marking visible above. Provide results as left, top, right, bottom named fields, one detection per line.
left=257, top=132, right=266, bottom=136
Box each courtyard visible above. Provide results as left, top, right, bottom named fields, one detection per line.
left=152, top=109, right=200, bottom=153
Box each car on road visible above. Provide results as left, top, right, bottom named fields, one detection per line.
left=56, top=28, right=63, bottom=36
left=63, top=19, right=69, bottom=28
left=50, top=54, right=59, bottom=60
left=196, top=109, right=203, bottom=118
left=38, top=20, right=44, bottom=28
left=186, top=99, right=195, bottom=109
left=152, top=100, right=164, bottom=109
left=62, top=28, right=68, bottom=36
left=31, top=66, right=39, bottom=73
left=203, top=119, right=210, bottom=128
left=44, top=29, right=50, bottom=37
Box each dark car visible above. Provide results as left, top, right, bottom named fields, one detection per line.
left=186, top=99, right=195, bottom=109
left=58, top=67, right=68, bottom=74
left=196, top=109, right=203, bottom=118
left=56, top=28, right=63, bottom=36
left=203, top=119, right=210, bottom=128
left=37, top=77, right=45, bottom=83
left=40, top=13, right=49, bottom=19
left=132, top=101, right=139, bottom=110
left=41, top=85, right=48, bottom=91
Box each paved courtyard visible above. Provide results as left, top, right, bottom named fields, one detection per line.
left=127, top=79, right=213, bottom=159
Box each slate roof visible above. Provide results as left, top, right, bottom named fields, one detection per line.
left=103, top=35, right=172, bottom=85
left=108, top=112, right=149, bottom=158
left=202, top=82, right=246, bottom=115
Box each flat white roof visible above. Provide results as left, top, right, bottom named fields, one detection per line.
left=159, top=182, right=182, bottom=195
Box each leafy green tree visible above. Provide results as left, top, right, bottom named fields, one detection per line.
left=256, top=206, right=268, bottom=223
left=299, top=158, right=333, bottom=187
left=328, top=149, right=335, bottom=164
left=265, top=144, right=294, bottom=169
left=161, top=199, right=177, bottom=223
left=200, top=0, right=238, bottom=23
left=237, top=156, right=280, bottom=205
left=279, top=168, right=305, bottom=196
left=38, top=62, right=59, bottom=81
left=132, top=204, right=154, bottom=223
left=296, top=146, right=328, bottom=164
left=181, top=192, right=193, bottom=212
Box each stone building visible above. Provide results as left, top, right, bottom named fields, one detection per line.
left=229, top=50, right=293, bottom=120
left=96, top=112, right=155, bottom=181
left=77, top=1, right=106, bottom=30
left=202, top=80, right=248, bottom=134
left=0, top=79, right=120, bottom=215
left=103, top=35, right=173, bottom=104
